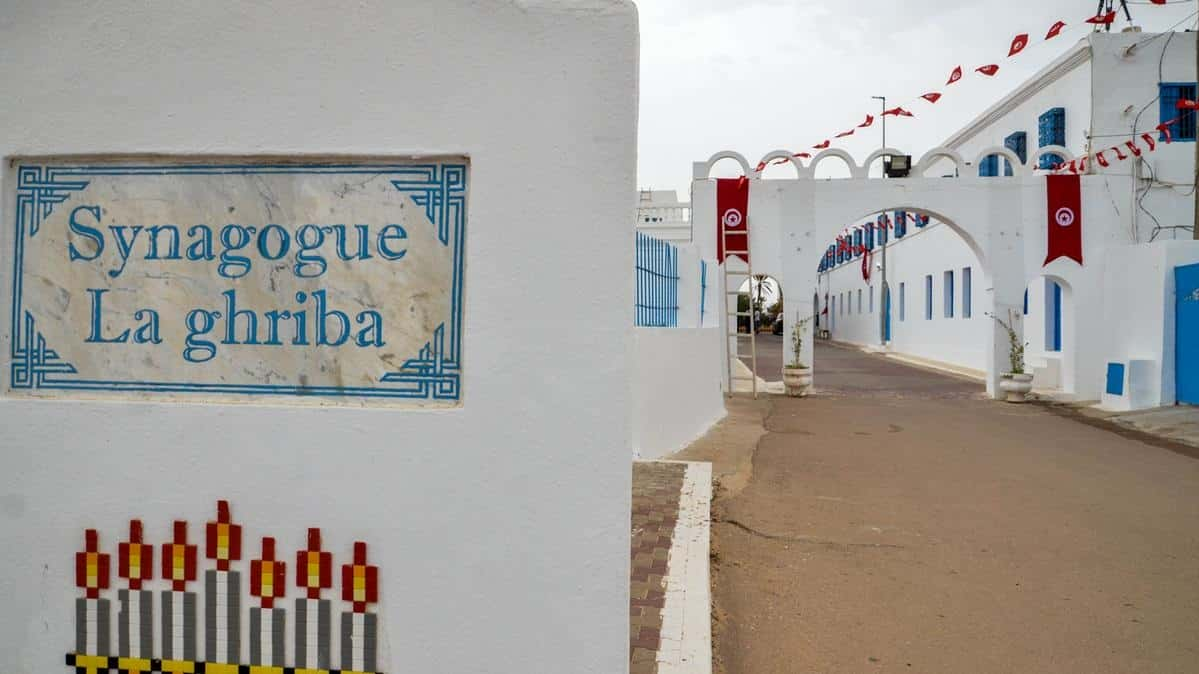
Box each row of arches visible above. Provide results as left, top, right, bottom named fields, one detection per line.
left=697, top=144, right=1075, bottom=181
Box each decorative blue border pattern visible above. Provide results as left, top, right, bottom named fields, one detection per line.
left=8, top=163, right=466, bottom=401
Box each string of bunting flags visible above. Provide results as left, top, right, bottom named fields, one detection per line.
left=1052, top=102, right=1193, bottom=174
left=752, top=0, right=1180, bottom=175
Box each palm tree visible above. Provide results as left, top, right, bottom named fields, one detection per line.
left=751, top=274, right=775, bottom=332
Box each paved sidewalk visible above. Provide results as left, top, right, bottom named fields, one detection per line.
left=630, top=461, right=713, bottom=674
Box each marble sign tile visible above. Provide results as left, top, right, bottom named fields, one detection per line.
left=4, top=158, right=467, bottom=406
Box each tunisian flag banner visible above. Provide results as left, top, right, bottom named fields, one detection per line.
left=1045, top=174, right=1083, bottom=266
left=716, top=177, right=749, bottom=264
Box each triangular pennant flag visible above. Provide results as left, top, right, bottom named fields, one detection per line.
left=1142, top=133, right=1157, bottom=151
left=858, top=114, right=875, bottom=128
left=1096, top=151, right=1110, bottom=168
left=921, top=92, right=942, bottom=104
left=1157, top=121, right=1174, bottom=144
left=1046, top=21, right=1067, bottom=39
left=1086, top=11, right=1116, bottom=26
left=976, top=64, right=1000, bottom=76
left=1126, top=140, right=1142, bottom=157
left=792, top=152, right=812, bottom=159
left=1009, top=33, right=1029, bottom=57
left=883, top=107, right=914, bottom=118
left=754, top=161, right=766, bottom=173
left=1113, top=145, right=1128, bottom=161
left=1177, top=99, right=1199, bottom=111
left=771, top=158, right=790, bottom=165
left=813, top=140, right=830, bottom=150
left=835, top=129, right=855, bottom=138
left=946, top=66, right=963, bottom=85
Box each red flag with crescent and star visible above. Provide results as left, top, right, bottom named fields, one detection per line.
left=921, top=92, right=942, bottom=104
left=716, top=178, right=749, bottom=265
left=946, top=66, right=963, bottom=85
left=1009, top=33, right=1029, bottom=57
left=1045, top=174, right=1082, bottom=266
left=1046, top=21, right=1067, bottom=39
left=858, top=114, right=875, bottom=128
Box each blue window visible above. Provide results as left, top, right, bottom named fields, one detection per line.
left=962, top=267, right=972, bottom=318
left=864, top=223, right=875, bottom=250
left=877, top=216, right=889, bottom=245
left=1038, top=107, right=1066, bottom=169
left=1004, top=131, right=1027, bottom=176
left=853, top=229, right=863, bottom=255
left=915, top=213, right=929, bottom=228
left=925, top=275, right=933, bottom=320
left=944, top=270, right=955, bottom=318
left=899, top=282, right=906, bottom=321
left=894, top=211, right=907, bottom=238
left=978, top=154, right=1000, bottom=177
left=1106, top=363, right=1126, bottom=396
left=1160, top=83, right=1197, bottom=142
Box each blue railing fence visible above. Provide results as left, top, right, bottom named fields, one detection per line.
left=635, top=232, right=680, bottom=327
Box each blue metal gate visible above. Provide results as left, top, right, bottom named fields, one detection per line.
left=1175, top=263, right=1199, bottom=404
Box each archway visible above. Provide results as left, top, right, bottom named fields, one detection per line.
left=1023, top=274, right=1077, bottom=397
left=691, top=147, right=1037, bottom=399
left=815, top=208, right=990, bottom=377
left=733, top=273, right=784, bottom=387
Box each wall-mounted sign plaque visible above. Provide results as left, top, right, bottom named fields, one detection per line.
left=5, top=159, right=467, bottom=406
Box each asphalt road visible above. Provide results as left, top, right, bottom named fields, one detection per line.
left=738, top=333, right=783, bottom=381
left=709, top=342, right=1199, bottom=673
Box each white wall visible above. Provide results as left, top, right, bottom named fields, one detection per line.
left=0, top=3, right=638, bottom=673
left=632, top=328, right=725, bottom=460
left=1100, top=241, right=1199, bottom=408
left=823, top=222, right=989, bottom=371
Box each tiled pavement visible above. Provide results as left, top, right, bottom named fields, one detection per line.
left=629, top=461, right=687, bottom=674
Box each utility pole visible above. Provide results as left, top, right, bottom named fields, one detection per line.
left=872, top=95, right=889, bottom=344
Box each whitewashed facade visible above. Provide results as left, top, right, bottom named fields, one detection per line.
left=818, top=30, right=1198, bottom=400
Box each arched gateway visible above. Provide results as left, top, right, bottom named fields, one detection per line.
left=690, top=144, right=1130, bottom=401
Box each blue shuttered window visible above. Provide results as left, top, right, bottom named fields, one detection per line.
left=853, top=229, right=863, bottom=255
left=1160, top=83, right=1197, bottom=142
left=865, top=223, right=875, bottom=250
left=1004, top=131, right=1027, bottom=176
left=1038, top=107, right=1066, bottom=169
left=962, top=267, right=972, bottom=319
left=925, top=275, right=933, bottom=320
left=978, top=155, right=1000, bottom=177
left=894, top=211, right=907, bottom=238
left=943, top=270, right=955, bottom=318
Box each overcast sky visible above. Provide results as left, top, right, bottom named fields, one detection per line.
left=636, top=0, right=1198, bottom=196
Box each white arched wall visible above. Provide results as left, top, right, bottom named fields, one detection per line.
left=692, top=148, right=1133, bottom=401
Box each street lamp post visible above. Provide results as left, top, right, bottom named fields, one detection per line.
left=872, top=95, right=889, bottom=346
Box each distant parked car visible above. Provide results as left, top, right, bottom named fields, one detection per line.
left=772, top=315, right=783, bottom=335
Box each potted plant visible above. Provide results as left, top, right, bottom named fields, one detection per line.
left=782, top=313, right=814, bottom=397
left=990, top=309, right=1033, bottom=403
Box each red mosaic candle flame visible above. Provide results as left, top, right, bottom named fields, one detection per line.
left=296, top=528, right=333, bottom=600
left=205, top=500, right=243, bottom=571
left=161, top=521, right=198, bottom=592
left=341, top=541, right=378, bottom=613
left=250, top=537, right=287, bottom=609
left=75, top=530, right=111, bottom=599
left=118, top=520, right=154, bottom=590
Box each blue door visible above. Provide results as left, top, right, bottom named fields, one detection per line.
left=883, top=285, right=892, bottom=342
left=1175, top=264, right=1199, bottom=404
left=1051, top=282, right=1062, bottom=352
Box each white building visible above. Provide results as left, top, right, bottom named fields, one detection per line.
left=818, top=29, right=1198, bottom=402
left=636, top=189, right=692, bottom=243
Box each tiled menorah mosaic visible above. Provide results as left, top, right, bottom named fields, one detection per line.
left=68, top=501, right=382, bottom=674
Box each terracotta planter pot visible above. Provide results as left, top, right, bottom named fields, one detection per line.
left=999, top=372, right=1034, bottom=403
left=782, top=366, right=813, bottom=398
